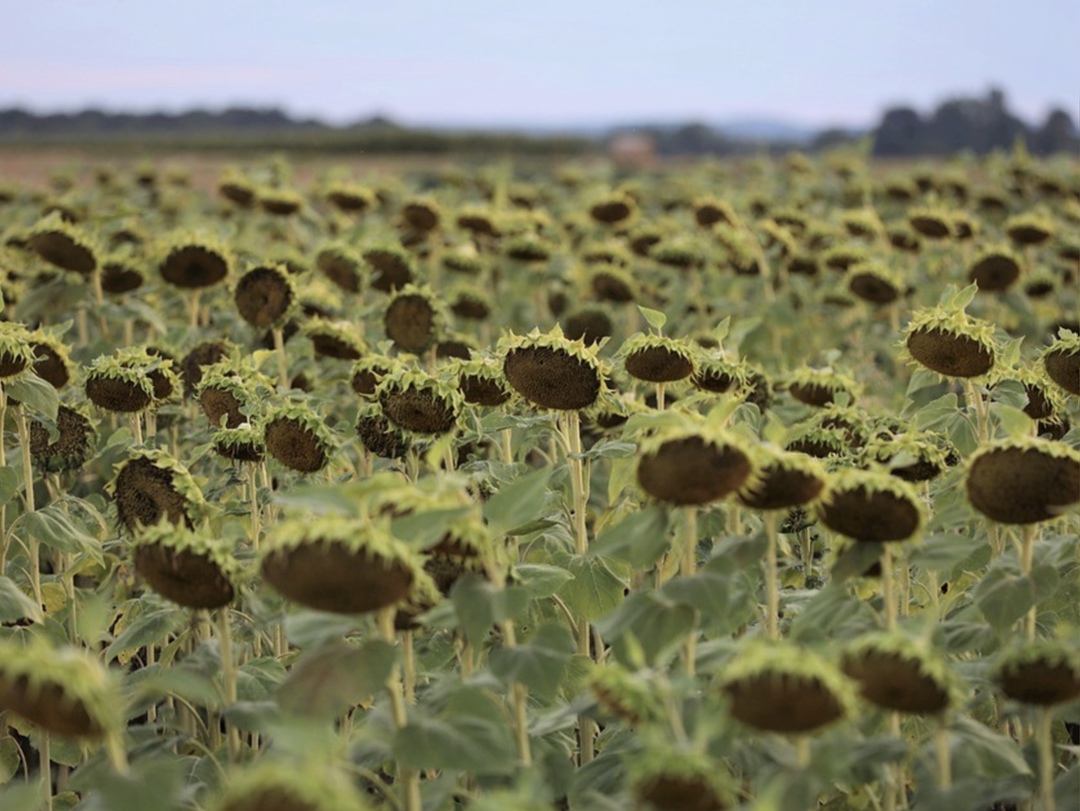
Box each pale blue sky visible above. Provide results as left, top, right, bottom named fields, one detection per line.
left=2, top=1, right=1076, bottom=127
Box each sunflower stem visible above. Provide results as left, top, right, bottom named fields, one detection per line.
left=271, top=327, right=289, bottom=389
left=40, top=730, right=52, bottom=811
left=655, top=382, right=665, bottom=410
left=0, top=384, right=7, bottom=572
left=217, top=607, right=240, bottom=761
left=1036, top=707, right=1056, bottom=810
left=499, top=621, right=533, bottom=767
left=403, top=630, right=416, bottom=706
left=377, top=608, right=421, bottom=811
left=800, top=527, right=814, bottom=588
left=681, top=506, right=698, bottom=674
left=188, top=289, right=202, bottom=330
left=881, top=544, right=897, bottom=631
left=129, top=412, right=143, bottom=446
left=246, top=462, right=261, bottom=550
left=1019, top=524, right=1037, bottom=641
left=765, top=511, right=780, bottom=640
left=935, top=719, right=951, bottom=792
left=15, top=406, right=41, bottom=610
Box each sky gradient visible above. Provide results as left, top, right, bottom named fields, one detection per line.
left=3, top=1, right=1077, bottom=129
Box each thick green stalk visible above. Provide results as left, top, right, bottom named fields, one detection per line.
left=15, top=406, right=40, bottom=609
left=765, top=511, right=779, bottom=640
left=377, top=608, right=421, bottom=811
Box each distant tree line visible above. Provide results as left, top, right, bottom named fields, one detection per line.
left=871, top=88, right=1077, bottom=157
left=0, top=88, right=1074, bottom=157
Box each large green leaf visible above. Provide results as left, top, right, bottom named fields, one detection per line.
left=483, top=467, right=552, bottom=535
left=451, top=574, right=530, bottom=646
left=6, top=374, right=58, bottom=421
left=594, top=591, right=695, bottom=666
left=588, top=505, right=669, bottom=569
left=0, top=576, right=41, bottom=624
left=556, top=555, right=627, bottom=621
left=973, top=564, right=1036, bottom=635
left=106, top=604, right=185, bottom=662
left=489, top=622, right=574, bottom=700
left=394, top=688, right=516, bottom=775
left=276, top=638, right=396, bottom=720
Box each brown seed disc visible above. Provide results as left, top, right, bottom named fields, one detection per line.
left=134, top=543, right=235, bottom=609
left=694, top=204, right=731, bottom=229
left=789, top=382, right=843, bottom=408
left=1023, top=384, right=1054, bottom=421
left=788, top=255, right=820, bottom=275
left=259, top=197, right=301, bottom=216
left=327, top=190, right=370, bottom=213
left=30, top=406, right=93, bottom=473
left=1025, top=280, right=1055, bottom=299
left=786, top=436, right=844, bottom=459
left=310, top=332, right=362, bottom=361
left=200, top=387, right=245, bottom=429
left=889, top=231, right=921, bottom=253
left=235, top=267, right=293, bottom=327
left=693, top=369, right=739, bottom=394
left=380, top=387, right=456, bottom=434
left=637, top=436, right=751, bottom=506
left=590, top=199, right=632, bottom=225
left=218, top=182, right=255, bottom=207
left=28, top=230, right=96, bottom=275
left=563, top=310, right=612, bottom=346
left=0, top=675, right=99, bottom=737
left=365, top=249, right=413, bottom=293
left=148, top=367, right=174, bottom=401
left=101, top=262, right=144, bottom=294
left=262, top=540, right=414, bottom=614
left=998, top=657, right=1080, bottom=706
left=841, top=650, right=949, bottom=714
left=160, top=246, right=228, bottom=289
left=356, top=412, right=409, bottom=459
left=906, top=327, right=994, bottom=378
left=891, top=458, right=943, bottom=484
left=30, top=342, right=68, bottom=389
left=909, top=216, right=951, bottom=239
left=724, top=671, right=844, bottom=733
left=819, top=484, right=921, bottom=542
left=385, top=294, right=436, bottom=352
left=215, top=439, right=264, bottom=463
left=966, top=445, right=1080, bottom=524
left=630, top=232, right=662, bottom=257
left=848, top=273, right=899, bottom=304
left=424, top=538, right=480, bottom=595
left=1044, top=348, right=1080, bottom=396
left=969, top=254, right=1020, bottom=291
left=265, top=417, right=328, bottom=472
left=315, top=251, right=361, bottom=293
left=86, top=374, right=151, bottom=413
left=402, top=202, right=439, bottom=231
left=436, top=340, right=472, bottom=361
left=591, top=272, right=635, bottom=303
left=504, top=346, right=600, bottom=410
left=457, top=213, right=498, bottom=237
left=451, top=295, right=490, bottom=320
left=636, top=775, right=728, bottom=811
left=181, top=341, right=229, bottom=397
left=222, top=787, right=322, bottom=811
left=114, top=457, right=193, bottom=532
left=739, top=464, right=825, bottom=510
left=350, top=365, right=389, bottom=396
left=1007, top=224, right=1052, bottom=247
left=625, top=347, right=693, bottom=383
left=0, top=349, right=26, bottom=378
left=461, top=374, right=510, bottom=407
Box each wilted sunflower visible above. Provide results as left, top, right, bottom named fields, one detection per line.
left=719, top=640, right=854, bottom=734
left=26, top=213, right=98, bottom=276
left=453, top=356, right=512, bottom=407
left=84, top=350, right=156, bottom=414
left=213, top=422, right=266, bottom=463
left=846, top=261, right=904, bottom=305
left=902, top=304, right=997, bottom=379
left=324, top=182, right=375, bottom=215
left=908, top=206, right=953, bottom=240
left=30, top=404, right=96, bottom=474
left=785, top=366, right=860, bottom=408
left=965, top=436, right=1080, bottom=524
left=109, top=448, right=204, bottom=534
left=355, top=403, right=410, bottom=459
left=28, top=331, right=72, bottom=390
left=817, top=468, right=924, bottom=542
left=234, top=263, right=296, bottom=328
left=500, top=326, right=605, bottom=411
left=842, top=631, right=958, bottom=715
left=210, top=761, right=372, bottom=811
left=621, top=333, right=697, bottom=384
left=158, top=233, right=232, bottom=289
left=1041, top=331, right=1080, bottom=397
left=384, top=284, right=444, bottom=354
left=363, top=244, right=415, bottom=293
left=630, top=745, right=734, bottom=811
left=377, top=370, right=461, bottom=435
left=996, top=639, right=1080, bottom=706
left=264, top=404, right=336, bottom=473
left=1004, top=212, right=1056, bottom=247
left=315, top=243, right=364, bottom=294
left=132, top=520, right=239, bottom=609
left=180, top=339, right=234, bottom=398
left=305, top=318, right=365, bottom=361
left=261, top=515, right=419, bottom=615
left=968, top=245, right=1023, bottom=292
left=0, top=637, right=121, bottom=740
left=637, top=419, right=754, bottom=506
left=738, top=447, right=827, bottom=511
